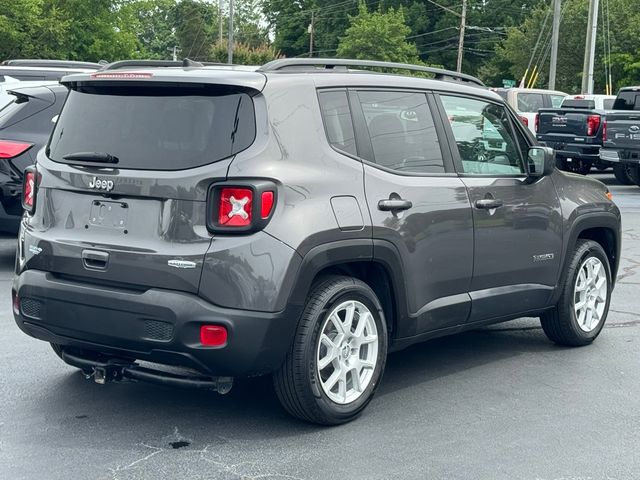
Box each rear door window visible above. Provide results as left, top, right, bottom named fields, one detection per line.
left=48, top=84, right=256, bottom=171
left=355, top=90, right=445, bottom=174
left=517, top=93, right=545, bottom=112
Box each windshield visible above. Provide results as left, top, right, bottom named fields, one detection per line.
left=48, top=84, right=256, bottom=171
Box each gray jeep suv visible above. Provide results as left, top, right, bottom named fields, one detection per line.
left=12, top=59, right=621, bottom=425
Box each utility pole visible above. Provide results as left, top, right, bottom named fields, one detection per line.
left=227, top=0, right=234, bottom=64
left=456, top=0, right=467, bottom=73
left=548, top=0, right=561, bottom=90
left=581, top=0, right=600, bottom=94
left=167, top=46, right=181, bottom=61
left=308, top=11, right=315, bottom=58
left=218, top=0, right=223, bottom=44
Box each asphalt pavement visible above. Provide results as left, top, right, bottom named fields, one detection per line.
left=1, top=173, right=639, bottom=480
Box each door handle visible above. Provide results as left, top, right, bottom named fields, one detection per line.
left=474, top=198, right=504, bottom=209
left=82, top=249, right=109, bottom=271
left=378, top=199, right=413, bottom=212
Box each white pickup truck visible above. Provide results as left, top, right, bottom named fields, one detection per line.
left=491, top=87, right=567, bottom=134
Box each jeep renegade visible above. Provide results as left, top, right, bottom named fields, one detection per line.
left=12, top=58, right=621, bottom=425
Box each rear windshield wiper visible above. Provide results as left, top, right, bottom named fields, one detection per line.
left=61, top=152, right=119, bottom=164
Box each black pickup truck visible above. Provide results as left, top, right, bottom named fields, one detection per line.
left=599, top=86, right=640, bottom=185
left=537, top=96, right=614, bottom=175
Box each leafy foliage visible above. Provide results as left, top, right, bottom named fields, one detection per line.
left=337, top=2, right=419, bottom=63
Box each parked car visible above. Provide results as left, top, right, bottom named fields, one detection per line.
left=599, top=87, right=640, bottom=185
left=491, top=87, right=567, bottom=134
left=0, top=83, right=67, bottom=233
left=536, top=94, right=616, bottom=175
left=12, top=59, right=620, bottom=425
left=0, top=59, right=100, bottom=82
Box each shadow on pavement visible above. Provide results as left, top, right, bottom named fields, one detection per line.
left=37, top=322, right=554, bottom=440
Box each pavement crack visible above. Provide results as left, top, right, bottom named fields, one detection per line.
left=616, top=257, right=640, bottom=282
left=109, top=443, right=163, bottom=480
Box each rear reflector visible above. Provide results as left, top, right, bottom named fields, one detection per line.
left=200, top=325, right=228, bottom=347
left=12, top=291, right=19, bottom=315
left=0, top=140, right=33, bottom=159
left=218, top=187, right=253, bottom=227
left=261, top=191, right=275, bottom=219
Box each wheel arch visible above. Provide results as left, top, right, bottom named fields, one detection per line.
left=552, top=213, right=621, bottom=304
left=284, top=239, right=409, bottom=340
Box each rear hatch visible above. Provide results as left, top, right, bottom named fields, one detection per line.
left=26, top=70, right=264, bottom=293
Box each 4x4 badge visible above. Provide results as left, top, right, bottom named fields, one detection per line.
left=88, top=177, right=114, bottom=191
left=168, top=260, right=197, bottom=269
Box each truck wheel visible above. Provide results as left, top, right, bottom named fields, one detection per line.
left=274, top=275, right=388, bottom=425
left=613, top=164, right=635, bottom=185
left=540, top=240, right=611, bottom=346
left=576, top=160, right=592, bottom=175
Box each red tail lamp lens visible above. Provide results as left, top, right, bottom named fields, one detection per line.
left=519, top=115, right=529, bottom=127
left=23, top=171, right=36, bottom=209
left=218, top=188, right=253, bottom=227
left=261, top=191, right=274, bottom=219
left=586, top=115, right=601, bottom=136
left=0, top=140, right=32, bottom=159
left=200, top=325, right=228, bottom=346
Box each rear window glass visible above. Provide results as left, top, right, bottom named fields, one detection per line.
left=613, top=91, right=640, bottom=111
left=550, top=94, right=565, bottom=107
left=48, top=84, right=256, bottom=171
left=517, top=93, right=545, bottom=112
left=561, top=99, right=596, bottom=109
left=603, top=98, right=615, bottom=110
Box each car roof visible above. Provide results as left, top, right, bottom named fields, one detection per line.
left=61, top=62, right=499, bottom=101
left=494, top=87, right=567, bottom=95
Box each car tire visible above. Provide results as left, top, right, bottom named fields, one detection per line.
left=273, top=275, right=388, bottom=425
left=540, top=240, right=612, bottom=346
left=576, top=161, right=592, bottom=175
left=613, top=163, right=635, bottom=185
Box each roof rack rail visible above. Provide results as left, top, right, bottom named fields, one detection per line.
left=1, top=59, right=102, bottom=69
left=257, top=58, right=485, bottom=87
left=101, top=58, right=225, bottom=70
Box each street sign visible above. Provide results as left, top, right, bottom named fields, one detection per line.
left=502, top=79, right=517, bottom=88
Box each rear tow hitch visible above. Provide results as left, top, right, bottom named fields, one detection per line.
left=61, top=350, right=233, bottom=394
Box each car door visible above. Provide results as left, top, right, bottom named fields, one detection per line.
left=436, top=93, right=563, bottom=323
left=350, top=89, right=474, bottom=338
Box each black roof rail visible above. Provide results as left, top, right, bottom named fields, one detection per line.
left=101, top=58, right=226, bottom=70
left=257, top=58, right=485, bottom=87
left=1, top=59, right=102, bottom=69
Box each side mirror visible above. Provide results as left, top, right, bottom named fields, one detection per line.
left=527, top=146, right=555, bottom=178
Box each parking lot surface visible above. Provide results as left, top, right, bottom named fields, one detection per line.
left=1, top=173, right=639, bottom=480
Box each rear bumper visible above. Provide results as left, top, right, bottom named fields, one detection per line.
left=538, top=140, right=600, bottom=161
left=600, top=148, right=640, bottom=164
left=13, top=269, right=301, bottom=377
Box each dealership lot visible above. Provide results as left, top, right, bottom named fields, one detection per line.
left=1, top=173, right=639, bottom=479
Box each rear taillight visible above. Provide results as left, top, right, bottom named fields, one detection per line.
left=535, top=114, right=540, bottom=133
left=586, top=114, right=601, bottom=136
left=22, top=167, right=38, bottom=213
left=0, top=140, right=33, bottom=159
left=218, top=187, right=253, bottom=227
left=207, top=181, right=277, bottom=233
left=602, top=119, right=607, bottom=141
left=519, top=115, right=529, bottom=127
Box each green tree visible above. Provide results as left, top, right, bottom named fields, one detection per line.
left=337, top=2, right=419, bottom=63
